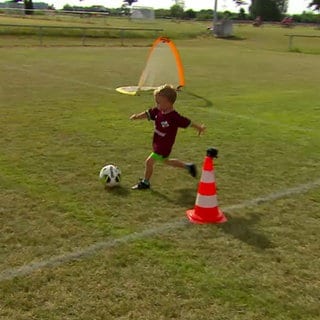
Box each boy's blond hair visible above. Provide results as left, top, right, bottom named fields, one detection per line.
left=154, top=84, right=177, bottom=104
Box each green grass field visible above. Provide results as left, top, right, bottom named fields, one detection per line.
left=0, top=16, right=320, bottom=319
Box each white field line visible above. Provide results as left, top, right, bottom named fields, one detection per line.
left=1, top=178, right=320, bottom=282
left=211, top=109, right=315, bottom=134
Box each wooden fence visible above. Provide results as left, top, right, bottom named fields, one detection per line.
left=285, top=34, right=320, bottom=51
left=0, top=23, right=163, bottom=46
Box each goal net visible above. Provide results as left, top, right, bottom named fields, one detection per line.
left=116, top=37, right=185, bottom=95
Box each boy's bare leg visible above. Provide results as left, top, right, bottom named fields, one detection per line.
left=131, top=155, right=154, bottom=190
left=164, top=158, right=185, bottom=168
left=144, top=155, right=155, bottom=181
left=164, top=158, right=197, bottom=177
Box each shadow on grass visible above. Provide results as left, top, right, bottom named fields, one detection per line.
left=219, top=35, right=246, bottom=41
left=175, top=188, right=197, bottom=207
left=147, top=189, right=272, bottom=250
left=150, top=188, right=196, bottom=207
left=219, top=213, right=274, bottom=250
left=136, top=89, right=214, bottom=108
left=104, top=185, right=130, bottom=196
left=180, top=90, right=213, bottom=108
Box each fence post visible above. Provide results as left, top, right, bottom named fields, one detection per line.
left=288, top=35, right=293, bottom=50
left=82, top=28, right=86, bottom=46
left=38, top=26, right=43, bottom=46
left=120, top=29, right=124, bottom=46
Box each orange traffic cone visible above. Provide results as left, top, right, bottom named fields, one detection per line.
left=186, top=148, right=227, bottom=224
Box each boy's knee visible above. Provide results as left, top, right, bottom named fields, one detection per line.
left=145, top=157, right=154, bottom=166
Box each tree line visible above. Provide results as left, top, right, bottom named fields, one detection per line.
left=166, top=0, right=320, bottom=21
left=7, top=0, right=320, bottom=21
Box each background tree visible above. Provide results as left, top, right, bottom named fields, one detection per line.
left=238, top=7, right=247, bottom=19
left=123, top=0, right=137, bottom=6
left=275, top=0, right=288, bottom=13
left=249, top=0, right=282, bottom=20
left=155, top=8, right=171, bottom=18
left=184, top=9, right=196, bottom=19
left=196, top=9, right=214, bottom=20
left=309, top=0, right=320, bottom=27
left=233, top=0, right=288, bottom=18
left=24, top=0, right=33, bottom=14
left=309, top=0, right=320, bottom=11
left=233, top=0, right=287, bottom=11
left=12, top=0, right=34, bottom=15
left=170, top=4, right=184, bottom=19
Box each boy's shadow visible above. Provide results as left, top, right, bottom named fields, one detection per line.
left=150, top=188, right=196, bottom=207
left=219, top=212, right=274, bottom=250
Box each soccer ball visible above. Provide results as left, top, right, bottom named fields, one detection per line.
left=99, top=164, right=121, bottom=187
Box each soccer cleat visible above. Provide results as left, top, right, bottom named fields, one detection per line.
left=187, top=163, right=197, bottom=178
left=131, top=179, right=150, bottom=190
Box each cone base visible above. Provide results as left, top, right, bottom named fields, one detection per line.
left=186, top=208, right=227, bottom=224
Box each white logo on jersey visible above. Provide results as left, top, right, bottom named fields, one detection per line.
left=161, top=121, right=169, bottom=128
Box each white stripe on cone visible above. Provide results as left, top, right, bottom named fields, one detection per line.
left=200, top=170, right=215, bottom=183
left=195, top=194, right=218, bottom=208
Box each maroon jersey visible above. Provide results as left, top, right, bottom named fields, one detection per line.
left=147, top=107, right=191, bottom=157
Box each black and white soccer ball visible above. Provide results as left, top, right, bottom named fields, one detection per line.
left=99, top=164, right=121, bottom=187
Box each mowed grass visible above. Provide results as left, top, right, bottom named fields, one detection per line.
left=0, top=21, right=320, bottom=319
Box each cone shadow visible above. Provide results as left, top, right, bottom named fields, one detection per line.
left=219, top=213, right=273, bottom=250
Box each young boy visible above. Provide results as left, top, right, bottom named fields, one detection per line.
left=130, top=84, right=205, bottom=190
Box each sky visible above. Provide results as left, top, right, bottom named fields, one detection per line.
left=34, top=0, right=313, bottom=14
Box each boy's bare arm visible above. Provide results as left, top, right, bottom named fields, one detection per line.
left=191, top=122, right=206, bottom=135
left=130, top=111, right=148, bottom=120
